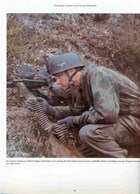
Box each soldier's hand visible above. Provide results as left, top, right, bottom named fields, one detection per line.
left=27, top=97, right=37, bottom=111
left=36, top=97, right=50, bottom=113
left=27, top=97, right=50, bottom=113
left=45, top=72, right=54, bottom=88
left=57, top=116, right=75, bottom=129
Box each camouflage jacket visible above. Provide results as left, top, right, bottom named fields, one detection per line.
left=51, top=64, right=140, bottom=126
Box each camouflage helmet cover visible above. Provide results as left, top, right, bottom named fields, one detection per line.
left=48, top=53, right=84, bottom=75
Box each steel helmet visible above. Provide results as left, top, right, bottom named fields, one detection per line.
left=48, top=53, right=84, bottom=75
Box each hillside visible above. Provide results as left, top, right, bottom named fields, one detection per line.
left=7, top=14, right=140, bottom=158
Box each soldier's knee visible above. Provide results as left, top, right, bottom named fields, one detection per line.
left=79, top=125, right=95, bottom=142
left=79, top=126, right=87, bottom=142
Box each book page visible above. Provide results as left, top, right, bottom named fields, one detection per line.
left=1, top=0, right=140, bottom=193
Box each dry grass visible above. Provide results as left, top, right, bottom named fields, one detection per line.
left=7, top=14, right=140, bottom=86
left=106, top=18, right=140, bottom=84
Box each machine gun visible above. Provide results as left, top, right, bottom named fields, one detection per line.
left=7, top=64, right=50, bottom=89
left=7, top=64, right=77, bottom=104
left=7, top=63, right=83, bottom=157
left=7, top=79, right=48, bottom=89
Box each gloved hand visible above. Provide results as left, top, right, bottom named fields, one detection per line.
left=27, top=97, right=37, bottom=111
left=45, top=72, right=55, bottom=88
left=57, top=116, right=75, bottom=129
left=36, top=97, right=51, bottom=113
left=27, top=97, right=53, bottom=114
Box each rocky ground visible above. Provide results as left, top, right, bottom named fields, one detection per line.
left=7, top=14, right=140, bottom=158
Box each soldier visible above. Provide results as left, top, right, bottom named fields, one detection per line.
left=28, top=52, right=140, bottom=158
left=37, top=61, right=79, bottom=107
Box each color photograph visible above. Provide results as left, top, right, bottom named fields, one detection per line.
left=7, top=13, right=140, bottom=158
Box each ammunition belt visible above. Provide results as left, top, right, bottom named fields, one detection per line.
left=16, top=82, right=84, bottom=157
left=16, top=82, right=70, bottom=145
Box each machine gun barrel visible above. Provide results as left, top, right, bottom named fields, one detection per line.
left=7, top=79, right=48, bottom=88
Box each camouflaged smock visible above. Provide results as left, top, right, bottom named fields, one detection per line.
left=73, top=64, right=140, bottom=126
left=52, top=64, right=140, bottom=126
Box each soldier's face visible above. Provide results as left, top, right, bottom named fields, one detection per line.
left=54, top=72, right=69, bottom=89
